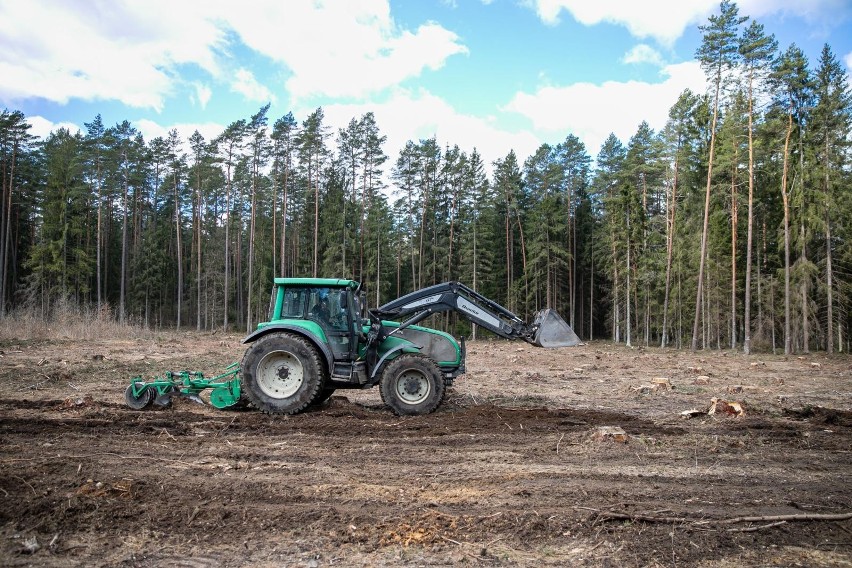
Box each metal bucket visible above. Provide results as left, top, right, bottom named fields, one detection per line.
left=531, top=309, right=581, bottom=348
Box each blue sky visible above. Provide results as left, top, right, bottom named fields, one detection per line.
left=1, top=0, right=850, bottom=169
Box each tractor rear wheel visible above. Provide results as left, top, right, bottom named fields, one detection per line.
left=379, top=354, right=445, bottom=416
left=310, top=387, right=336, bottom=407
left=240, top=332, right=326, bottom=415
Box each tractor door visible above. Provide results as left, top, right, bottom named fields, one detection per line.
left=308, top=287, right=357, bottom=361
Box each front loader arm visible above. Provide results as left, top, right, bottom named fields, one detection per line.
left=363, top=281, right=579, bottom=379
left=372, top=281, right=549, bottom=344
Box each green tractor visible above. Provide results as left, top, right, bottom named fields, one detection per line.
left=238, top=278, right=580, bottom=416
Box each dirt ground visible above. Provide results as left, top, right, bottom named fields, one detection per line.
left=1, top=332, right=851, bottom=567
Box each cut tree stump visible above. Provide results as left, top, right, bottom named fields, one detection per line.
left=591, top=426, right=628, bottom=443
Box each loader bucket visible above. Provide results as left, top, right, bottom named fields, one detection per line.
left=531, top=308, right=581, bottom=348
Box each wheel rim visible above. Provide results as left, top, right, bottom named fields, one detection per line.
left=394, top=368, right=431, bottom=405
left=256, top=350, right=304, bottom=399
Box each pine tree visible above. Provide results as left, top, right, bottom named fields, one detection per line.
left=245, top=104, right=271, bottom=333
left=693, top=0, right=747, bottom=350
left=592, top=134, right=627, bottom=342
left=492, top=151, right=525, bottom=312
left=165, top=129, right=187, bottom=328
left=771, top=44, right=810, bottom=354
left=810, top=45, right=852, bottom=353
left=271, top=113, right=298, bottom=278
left=296, top=108, right=329, bottom=278
left=81, top=115, right=107, bottom=313
left=555, top=134, right=591, bottom=328
left=106, top=121, right=143, bottom=324
left=739, top=19, right=777, bottom=354
left=214, top=119, right=246, bottom=329
left=661, top=90, right=699, bottom=347
left=0, top=110, right=35, bottom=315
left=357, top=113, right=388, bottom=291
left=391, top=141, right=421, bottom=291
left=26, top=129, right=93, bottom=308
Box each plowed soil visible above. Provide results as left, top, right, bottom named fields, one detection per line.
left=1, top=334, right=851, bottom=567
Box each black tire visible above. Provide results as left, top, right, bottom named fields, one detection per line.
left=310, top=387, right=336, bottom=407
left=125, top=384, right=155, bottom=410
left=240, top=332, right=326, bottom=415
left=379, top=354, right=446, bottom=416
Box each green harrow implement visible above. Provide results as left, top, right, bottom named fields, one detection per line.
left=125, top=363, right=242, bottom=410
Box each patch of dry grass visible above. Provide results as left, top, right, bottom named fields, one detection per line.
left=0, top=302, right=154, bottom=342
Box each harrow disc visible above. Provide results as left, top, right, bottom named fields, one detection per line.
left=124, top=384, right=155, bottom=410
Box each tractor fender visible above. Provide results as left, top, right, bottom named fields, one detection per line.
left=370, top=342, right=422, bottom=379
left=242, top=325, right=335, bottom=374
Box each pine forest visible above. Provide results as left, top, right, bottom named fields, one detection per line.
left=1, top=2, right=850, bottom=354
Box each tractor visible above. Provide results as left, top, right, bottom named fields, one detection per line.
left=125, top=278, right=580, bottom=415
left=237, top=278, right=580, bottom=415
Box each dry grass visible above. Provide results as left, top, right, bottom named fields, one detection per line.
left=0, top=302, right=155, bottom=342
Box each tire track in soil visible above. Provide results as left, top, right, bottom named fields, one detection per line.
left=2, top=360, right=851, bottom=566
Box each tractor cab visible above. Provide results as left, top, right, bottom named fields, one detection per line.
left=262, top=278, right=363, bottom=362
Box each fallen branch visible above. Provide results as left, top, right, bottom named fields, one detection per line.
left=22, top=374, right=55, bottom=391
left=721, top=512, right=852, bottom=524
left=13, top=475, right=36, bottom=495
left=593, top=511, right=695, bottom=525
left=727, top=521, right=787, bottom=533
left=586, top=509, right=852, bottom=528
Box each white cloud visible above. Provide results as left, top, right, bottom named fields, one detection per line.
left=0, top=0, right=224, bottom=109
left=134, top=119, right=226, bottom=147
left=221, top=1, right=468, bottom=100
left=623, top=44, right=665, bottom=66
left=193, top=84, right=213, bottom=109
left=26, top=116, right=81, bottom=140
left=313, top=88, right=540, bottom=177
left=25, top=115, right=226, bottom=150
left=529, top=0, right=717, bottom=44
left=504, top=61, right=707, bottom=155
left=0, top=1, right=466, bottom=109
left=527, top=0, right=848, bottom=45
left=737, top=0, right=851, bottom=25
left=845, top=51, right=852, bottom=73
left=231, top=69, right=276, bottom=104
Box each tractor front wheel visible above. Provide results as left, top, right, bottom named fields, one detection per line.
left=379, top=354, right=445, bottom=416
left=240, top=333, right=326, bottom=415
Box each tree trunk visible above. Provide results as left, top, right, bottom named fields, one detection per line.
left=95, top=161, right=102, bottom=314
left=174, top=171, right=183, bottom=329
left=0, top=139, right=16, bottom=316
left=196, top=160, right=202, bottom=331
left=625, top=201, right=632, bottom=347
left=825, top=207, right=834, bottom=353
left=662, top=154, right=678, bottom=348
left=781, top=111, right=793, bottom=355
left=589, top=251, right=594, bottom=341
left=743, top=76, right=756, bottom=355
left=247, top=175, right=257, bottom=334
left=224, top=161, right=232, bottom=330
left=692, top=77, right=722, bottom=351
left=730, top=139, right=738, bottom=349
left=312, top=155, right=319, bottom=277
left=800, top=220, right=809, bottom=353
left=280, top=169, right=288, bottom=278
left=119, top=161, right=129, bottom=324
